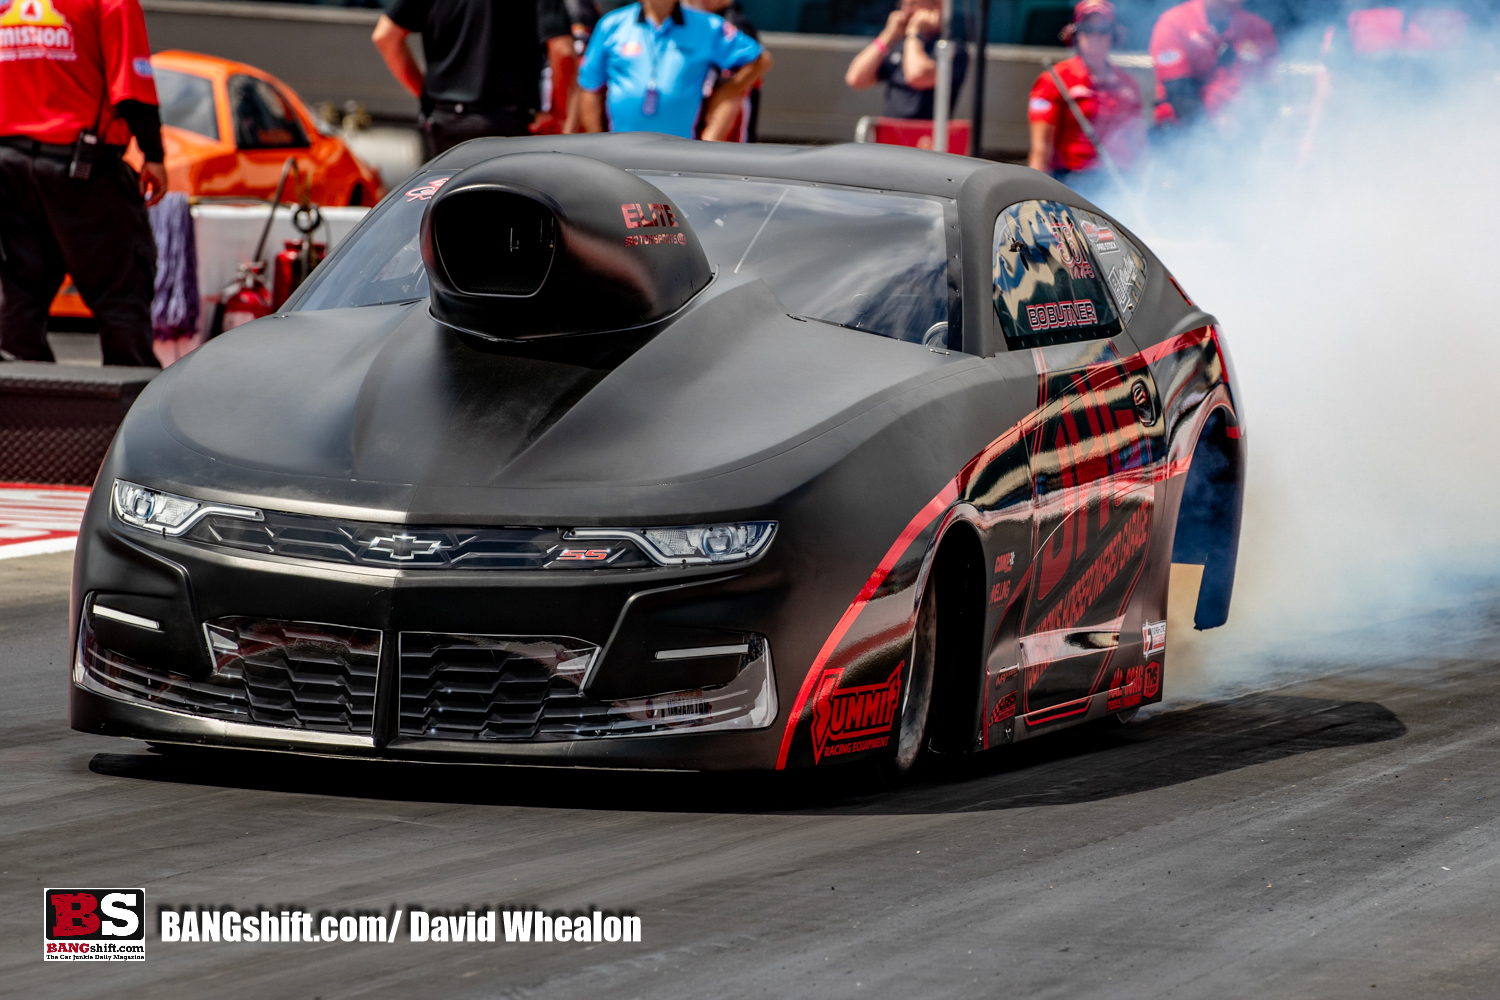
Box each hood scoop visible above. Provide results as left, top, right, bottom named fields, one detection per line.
left=421, top=151, right=711, bottom=344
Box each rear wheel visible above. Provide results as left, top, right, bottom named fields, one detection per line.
left=883, top=578, right=938, bottom=779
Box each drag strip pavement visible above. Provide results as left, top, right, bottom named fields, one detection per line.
left=0, top=483, right=89, bottom=559
left=2, top=551, right=1499, bottom=999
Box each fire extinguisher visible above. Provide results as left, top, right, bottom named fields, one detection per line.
left=207, top=261, right=272, bottom=339
left=210, top=157, right=323, bottom=336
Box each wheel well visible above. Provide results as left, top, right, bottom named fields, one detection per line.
left=1171, top=407, right=1245, bottom=629
left=926, top=521, right=987, bottom=754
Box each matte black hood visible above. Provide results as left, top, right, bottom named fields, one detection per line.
left=118, top=274, right=974, bottom=523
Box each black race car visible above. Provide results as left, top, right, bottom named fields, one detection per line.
left=70, top=133, right=1243, bottom=773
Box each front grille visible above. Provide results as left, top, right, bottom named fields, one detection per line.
left=398, top=633, right=601, bottom=741
left=78, top=616, right=380, bottom=734
left=399, top=632, right=777, bottom=741
left=187, top=510, right=652, bottom=570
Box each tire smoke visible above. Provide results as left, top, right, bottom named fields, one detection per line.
left=1084, top=35, right=1500, bottom=700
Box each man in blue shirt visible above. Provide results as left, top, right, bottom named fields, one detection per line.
left=577, top=0, right=771, bottom=140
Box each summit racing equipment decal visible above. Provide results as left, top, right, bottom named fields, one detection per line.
left=620, top=202, right=678, bottom=229
left=1080, top=220, right=1119, bottom=253
left=809, top=663, right=902, bottom=763
left=1026, top=298, right=1099, bottom=332
left=0, top=0, right=75, bottom=62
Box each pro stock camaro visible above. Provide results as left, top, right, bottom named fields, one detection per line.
left=70, top=133, right=1244, bottom=774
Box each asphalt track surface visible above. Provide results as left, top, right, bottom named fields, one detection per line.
left=4, top=550, right=1499, bottom=999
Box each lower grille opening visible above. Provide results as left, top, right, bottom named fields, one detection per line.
left=76, top=613, right=379, bottom=735
left=399, top=632, right=776, bottom=741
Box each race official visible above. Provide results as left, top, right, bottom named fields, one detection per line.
left=0, top=0, right=166, bottom=367
left=577, top=0, right=771, bottom=141
left=372, top=0, right=574, bottom=158
left=1028, top=0, right=1144, bottom=181
left=1149, top=0, right=1277, bottom=129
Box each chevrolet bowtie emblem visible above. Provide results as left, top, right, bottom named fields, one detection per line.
left=366, top=533, right=444, bottom=560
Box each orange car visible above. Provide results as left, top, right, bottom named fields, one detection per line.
left=145, top=50, right=385, bottom=206
left=51, top=51, right=387, bottom=327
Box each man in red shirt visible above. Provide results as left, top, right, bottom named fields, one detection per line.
left=0, top=0, right=166, bottom=366
left=1027, top=0, right=1145, bottom=181
left=1150, top=0, right=1278, bottom=130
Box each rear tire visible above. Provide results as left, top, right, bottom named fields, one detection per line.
left=883, top=578, right=938, bottom=779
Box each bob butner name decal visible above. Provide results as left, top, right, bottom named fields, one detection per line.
left=1026, top=299, right=1098, bottom=332
left=809, top=663, right=903, bottom=763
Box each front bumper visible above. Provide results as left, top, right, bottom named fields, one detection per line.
left=70, top=516, right=791, bottom=770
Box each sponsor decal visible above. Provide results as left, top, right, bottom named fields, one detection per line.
left=1142, top=619, right=1166, bottom=654
left=1080, top=220, right=1119, bottom=253
left=620, top=40, right=642, bottom=56
left=1035, top=505, right=1152, bottom=635
left=994, top=551, right=1015, bottom=574
left=44, top=889, right=145, bottom=961
left=1106, top=663, right=1143, bottom=712
left=1156, top=48, right=1183, bottom=65
left=555, top=548, right=610, bottom=561
left=809, top=663, right=902, bottom=764
left=620, top=202, right=677, bottom=229
left=1025, top=298, right=1099, bottom=332
left=1107, top=258, right=1139, bottom=309
left=1029, top=97, right=1053, bottom=114
left=988, top=579, right=1012, bottom=605
left=0, top=0, right=75, bottom=62
left=405, top=176, right=450, bottom=201
left=1143, top=659, right=1161, bottom=699
left=625, top=232, right=687, bottom=246
left=988, top=690, right=1017, bottom=725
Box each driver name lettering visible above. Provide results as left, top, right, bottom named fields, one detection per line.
left=620, top=202, right=678, bottom=229
left=1026, top=299, right=1098, bottom=332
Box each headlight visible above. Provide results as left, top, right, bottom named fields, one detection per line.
left=111, top=480, right=263, bottom=536
left=566, top=521, right=775, bottom=566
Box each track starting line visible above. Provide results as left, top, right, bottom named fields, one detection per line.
left=0, top=483, right=91, bottom=560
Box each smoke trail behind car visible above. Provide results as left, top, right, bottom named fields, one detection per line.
left=1085, top=29, right=1500, bottom=701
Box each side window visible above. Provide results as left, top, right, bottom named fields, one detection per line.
left=229, top=75, right=309, bottom=150
left=992, top=200, right=1121, bottom=350
left=1073, top=208, right=1147, bottom=324
left=154, top=69, right=218, bottom=141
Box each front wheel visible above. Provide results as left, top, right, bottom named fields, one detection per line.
left=883, top=578, right=938, bottom=779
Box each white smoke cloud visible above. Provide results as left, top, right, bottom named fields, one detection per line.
left=1080, top=33, right=1500, bottom=701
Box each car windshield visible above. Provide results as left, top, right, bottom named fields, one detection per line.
left=294, top=170, right=953, bottom=345
left=155, top=68, right=218, bottom=141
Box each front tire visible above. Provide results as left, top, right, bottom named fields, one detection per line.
left=884, top=578, right=938, bottom=778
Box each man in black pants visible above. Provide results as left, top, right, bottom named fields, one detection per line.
left=373, top=0, right=574, bottom=158
left=0, top=0, right=167, bottom=368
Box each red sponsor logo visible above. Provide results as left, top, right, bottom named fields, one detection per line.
left=809, top=663, right=902, bottom=764
left=1143, top=660, right=1161, bottom=699
left=988, top=690, right=1017, bottom=725
left=555, top=548, right=610, bottom=562
left=988, top=580, right=1011, bottom=606
left=994, top=551, right=1014, bottom=573
left=1106, top=664, right=1144, bottom=712
left=405, top=176, right=450, bottom=201
left=1026, top=298, right=1099, bottom=332
left=621, top=202, right=678, bottom=229
left=49, top=893, right=99, bottom=937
